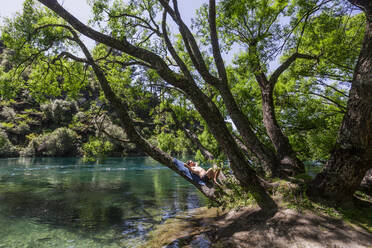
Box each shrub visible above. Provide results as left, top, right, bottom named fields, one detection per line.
left=40, top=99, right=78, bottom=124
left=15, top=122, right=30, bottom=135
left=0, top=130, right=17, bottom=157
left=21, top=127, right=79, bottom=157
left=0, top=106, right=16, bottom=120
left=0, top=121, right=30, bottom=135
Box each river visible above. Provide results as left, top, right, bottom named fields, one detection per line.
left=0, top=157, right=207, bottom=248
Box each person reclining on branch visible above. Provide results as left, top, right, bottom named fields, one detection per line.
left=184, top=160, right=221, bottom=186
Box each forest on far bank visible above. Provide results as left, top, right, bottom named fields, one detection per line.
left=0, top=0, right=371, bottom=209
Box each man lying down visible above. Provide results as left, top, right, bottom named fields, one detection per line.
left=172, top=158, right=221, bottom=186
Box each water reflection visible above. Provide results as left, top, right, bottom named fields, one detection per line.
left=0, top=157, right=206, bottom=247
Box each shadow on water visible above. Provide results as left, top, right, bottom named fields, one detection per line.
left=0, top=157, right=207, bottom=247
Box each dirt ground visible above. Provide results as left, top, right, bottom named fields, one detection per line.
left=144, top=206, right=372, bottom=248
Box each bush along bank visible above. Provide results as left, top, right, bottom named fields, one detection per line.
left=0, top=95, right=153, bottom=160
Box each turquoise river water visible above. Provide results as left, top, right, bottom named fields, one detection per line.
left=0, top=157, right=207, bottom=248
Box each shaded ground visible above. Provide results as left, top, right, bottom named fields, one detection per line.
left=144, top=206, right=372, bottom=248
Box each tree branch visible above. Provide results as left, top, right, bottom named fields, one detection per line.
left=315, top=80, right=349, bottom=97
left=168, top=106, right=215, bottom=161
left=209, top=0, right=228, bottom=83
left=269, top=52, right=319, bottom=85
left=161, top=10, right=194, bottom=83
left=347, top=0, right=372, bottom=12
left=107, top=11, right=161, bottom=36
left=37, top=0, right=188, bottom=89
left=52, top=51, right=88, bottom=64
left=159, top=0, right=219, bottom=84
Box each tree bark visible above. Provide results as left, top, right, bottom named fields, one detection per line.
left=309, top=4, right=372, bottom=203
left=360, top=169, right=372, bottom=195
left=260, top=83, right=305, bottom=176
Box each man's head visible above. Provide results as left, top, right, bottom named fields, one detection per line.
left=186, top=160, right=196, bottom=167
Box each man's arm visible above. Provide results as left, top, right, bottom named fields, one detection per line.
left=184, top=163, right=191, bottom=170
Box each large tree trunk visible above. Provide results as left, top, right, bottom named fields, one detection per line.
left=260, top=84, right=305, bottom=176
left=309, top=4, right=372, bottom=203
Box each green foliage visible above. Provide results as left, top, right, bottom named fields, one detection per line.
left=0, top=130, right=17, bottom=157
left=292, top=13, right=364, bottom=80
left=25, top=133, right=38, bottom=144
left=82, top=137, right=113, bottom=162
left=22, top=127, right=78, bottom=157
left=0, top=69, right=23, bottom=100
left=0, top=122, right=15, bottom=130
left=40, top=99, right=78, bottom=125
left=155, top=131, right=189, bottom=156
left=198, top=128, right=220, bottom=158
left=0, top=0, right=367, bottom=213
left=1, top=0, right=89, bottom=102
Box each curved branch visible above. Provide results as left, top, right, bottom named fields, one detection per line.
left=315, top=80, right=349, bottom=97
left=307, top=91, right=347, bottom=112
left=209, top=0, right=227, bottom=83
left=52, top=51, right=88, bottom=63
left=159, top=0, right=219, bottom=84
left=107, top=11, right=161, bottom=36
left=269, top=52, right=319, bottom=85
left=161, top=10, right=194, bottom=83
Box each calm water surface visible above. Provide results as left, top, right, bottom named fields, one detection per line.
left=0, top=157, right=207, bottom=248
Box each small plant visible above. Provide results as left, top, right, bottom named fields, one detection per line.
left=208, top=172, right=257, bottom=210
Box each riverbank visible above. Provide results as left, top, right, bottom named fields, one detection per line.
left=144, top=203, right=372, bottom=247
